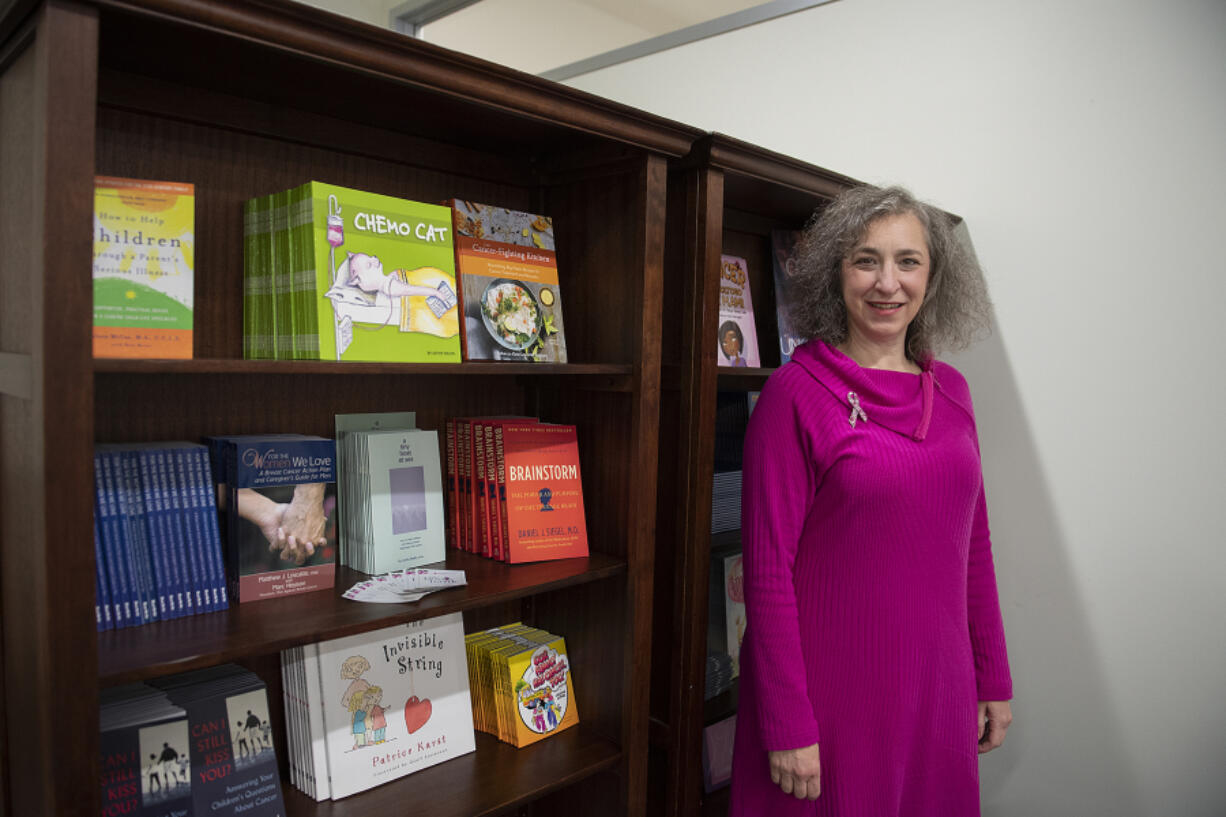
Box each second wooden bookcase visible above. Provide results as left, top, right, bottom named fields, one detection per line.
left=649, top=134, right=860, bottom=816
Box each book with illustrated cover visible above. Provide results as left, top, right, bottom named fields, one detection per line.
left=466, top=624, right=579, bottom=747
left=222, top=435, right=337, bottom=601
left=302, top=613, right=475, bottom=799
left=497, top=423, right=588, bottom=563
left=770, top=229, right=805, bottom=364
left=447, top=200, right=567, bottom=363
left=716, top=254, right=760, bottom=368
left=244, top=182, right=459, bottom=362
left=94, top=177, right=194, bottom=359
left=333, top=411, right=416, bottom=569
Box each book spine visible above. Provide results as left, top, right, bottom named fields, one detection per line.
left=272, top=189, right=293, bottom=360
left=243, top=197, right=258, bottom=359
left=448, top=203, right=470, bottom=361
left=445, top=418, right=457, bottom=550
left=291, top=184, right=319, bottom=360
left=156, top=447, right=195, bottom=616
left=93, top=519, right=111, bottom=631
left=457, top=420, right=470, bottom=553
left=257, top=195, right=275, bottom=359
left=495, top=426, right=510, bottom=559
left=181, top=446, right=219, bottom=610
left=135, top=447, right=177, bottom=619
left=474, top=422, right=490, bottom=558
left=94, top=450, right=131, bottom=628
left=170, top=447, right=210, bottom=612
left=116, top=450, right=156, bottom=623
left=190, top=446, right=230, bottom=609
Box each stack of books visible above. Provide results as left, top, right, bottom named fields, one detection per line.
left=99, top=666, right=286, bottom=817
left=93, top=442, right=228, bottom=630
left=280, top=613, right=475, bottom=800
left=446, top=418, right=588, bottom=563
left=243, top=182, right=460, bottom=363
left=704, top=652, right=735, bottom=700
left=206, top=434, right=338, bottom=603
left=333, top=412, right=446, bottom=574
left=466, top=623, right=579, bottom=747
left=710, top=471, right=743, bottom=534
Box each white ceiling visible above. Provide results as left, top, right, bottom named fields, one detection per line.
left=297, top=0, right=769, bottom=75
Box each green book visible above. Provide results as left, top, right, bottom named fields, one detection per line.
left=299, top=182, right=460, bottom=363
left=272, top=189, right=293, bottom=359
left=243, top=195, right=274, bottom=359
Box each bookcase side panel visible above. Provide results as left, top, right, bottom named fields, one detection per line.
left=0, top=3, right=99, bottom=815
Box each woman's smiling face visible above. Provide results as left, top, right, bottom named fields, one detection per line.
left=840, top=212, right=930, bottom=351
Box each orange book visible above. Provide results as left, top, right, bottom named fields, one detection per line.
left=498, top=424, right=588, bottom=563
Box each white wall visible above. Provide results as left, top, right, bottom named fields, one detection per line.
left=567, top=1, right=1226, bottom=814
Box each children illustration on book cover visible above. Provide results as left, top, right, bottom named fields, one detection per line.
left=225, top=689, right=275, bottom=770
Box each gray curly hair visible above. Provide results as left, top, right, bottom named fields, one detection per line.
left=789, top=185, right=992, bottom=361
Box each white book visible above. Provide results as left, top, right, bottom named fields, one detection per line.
left=356, top=428, right=445, bottom=574
left=310, top=613, right=475, bottom=799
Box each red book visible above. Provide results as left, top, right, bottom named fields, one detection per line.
left=498, top=423, right=588, bottom=563
left=445, top=418, right=458, bottom=549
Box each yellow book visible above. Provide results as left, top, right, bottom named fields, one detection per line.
left=504, top=632, right=578, bottom=747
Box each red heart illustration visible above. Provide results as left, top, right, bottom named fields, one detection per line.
left=403, top=696, right=432, bottom=734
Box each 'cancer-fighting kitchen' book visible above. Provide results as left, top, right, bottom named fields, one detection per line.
left=446, top=200, right=567, bottom=363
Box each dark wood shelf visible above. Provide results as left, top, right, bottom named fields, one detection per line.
left=99, top=549, right=625, bottom=684
left=94, top=358, right=633, bottom=377
left=715, top=367, right=773, bottom=389
left=284, top=727, right=620, bottom=817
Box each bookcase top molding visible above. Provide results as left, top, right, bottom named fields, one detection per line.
left=7, top=0, right=702, bottom=157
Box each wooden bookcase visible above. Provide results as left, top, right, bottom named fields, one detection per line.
left=648, top=134, right=859, bottom=817
left=0, top=1, right=702, bottom=815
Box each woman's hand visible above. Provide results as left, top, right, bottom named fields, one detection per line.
left=768, top=742, right=821, bottom=799
left=978, top=700, right=1013, bottom=753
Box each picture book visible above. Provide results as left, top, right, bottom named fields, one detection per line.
left=770, top=229, right=805, bottom=364
left=262, top=182, right=460, bottom=362
left=151, top=665, right=285, bottom=817
left=447, top=200, right=567, bottom=363
left=716, top=254, right=760, bottom=368
left=309, top=613, right=475, bottom=799
left=223, top=435, right=337, bottom=601
left=93, top=176, right=194, bottom=359
left=497, top=423, right=588, bottom=563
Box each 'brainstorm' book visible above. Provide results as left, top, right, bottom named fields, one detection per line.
left=93, top=176, right=194, bottom=359
left=497, top=423, right=588, bottom=563
left=716, top=254, right=760, bottom=368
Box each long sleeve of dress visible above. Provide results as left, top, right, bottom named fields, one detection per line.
left=966, top=480, right=1013, bottom=700
left=740, top=377, right=823, bottom=750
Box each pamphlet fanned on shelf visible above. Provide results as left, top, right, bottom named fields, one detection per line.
left=770, top=229, right=805, bottom=364
left=93, top=176, right=195, bottom=359
left=286, top=613, right=475, bottom=800
left=447, top=200, right=567, bottom=362
left=716, top=254, right=760, bottom=368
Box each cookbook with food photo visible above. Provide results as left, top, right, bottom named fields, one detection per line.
left=446, top=200, right=568, bottom=363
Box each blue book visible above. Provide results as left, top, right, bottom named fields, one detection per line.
left=98, top=448, right=145, bottom=625
left=131, top=447, right=177, bottom=620
left=93, top=519, right=112, bottom=631
left=150, top=446, right=193, bottom=617
left=159, top=446, right=204, bottom=614
left=93, top=452, right=129, bottom=628
left=119, top=448, right=161, bottom=623
left=169, top=444, right=216, bottom=612
left=188, top=445, right=229, bottom=610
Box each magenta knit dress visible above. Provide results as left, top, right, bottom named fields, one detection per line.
left=730, top=340, right=1012, bottom=816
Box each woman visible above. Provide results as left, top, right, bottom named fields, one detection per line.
left=731, top=185, right=1013, bottom=816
